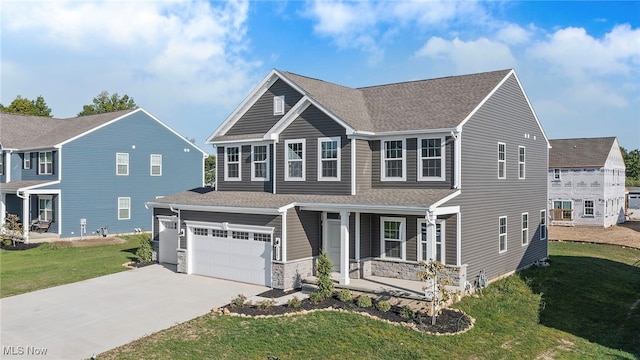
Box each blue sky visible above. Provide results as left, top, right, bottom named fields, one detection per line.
left=1, top=1, right=639, bottom=152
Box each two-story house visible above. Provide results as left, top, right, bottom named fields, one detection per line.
left=0, top=108, right=207, bottom=241
left=548, top=137, right=626, bottom=227
left=147, top=69, right=549, bottom=291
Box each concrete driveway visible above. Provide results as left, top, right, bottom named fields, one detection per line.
left=0, top=264, right=268, bottom=359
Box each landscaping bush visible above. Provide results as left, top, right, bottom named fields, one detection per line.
left=314, top=251, right=334, bottom=300
left=375, top=300, right=391, bottom=312
left=230, top=294, right=248, bottom=308
left=308, top=291, right=324, bottom=304
left=256, top=299, right=275, bottom=310
left=287, top=296, right=302, bottom=308
left=399, top=305, right=415, bottom=319
left=135, top=233, right=153, bottom=263
left=337, top=289, right=352, bottom=302
left=356, top=295, right=372, bottom=308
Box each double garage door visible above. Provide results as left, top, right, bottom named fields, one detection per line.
left=188, top=224, right=272, bottom=286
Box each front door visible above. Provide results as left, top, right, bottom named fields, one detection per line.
left=326, top=219, right=341, bottom=271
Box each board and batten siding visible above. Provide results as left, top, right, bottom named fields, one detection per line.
left=276, top=106, right=351, bottom=195
left=286, top=208, right=320, bottom=260
left=226, top=79, right=304, bottom=136
left=216, top=144, right=274, bottom=192
left=449, top=74, right=548, bottom=283
left=49, top=111, right=204, bottom=238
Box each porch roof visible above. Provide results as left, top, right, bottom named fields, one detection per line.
left=0, top=180, right=55, bottom=192
left=148, top=188, right=458, bottom=214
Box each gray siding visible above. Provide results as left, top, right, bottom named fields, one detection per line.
left=286, top=208, right=320, bottom=260
left=359, top=213, right=372, bottom=259
left=226, top=79, right=304, bottom=136
left=152, top=207, right=175, bottom=241
left=277, top=106, right=351, bottom=195
left=371, top=137, right=453, bottom=189
left=439, top=214, right=457, bottom=265
left=20, top=149, right=58, bottom=181
left=216, top=144, right=274, bottom=192
left=450, top=74, right=548, bottom=283
left=355, top=140, right=372, bottom=193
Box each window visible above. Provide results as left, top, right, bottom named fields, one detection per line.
left=150, top=154, right=162, bottom=176
left=499, top=216, right=507, bottom=253
left=497, top=143, right=506, bottom=179
left=518, top=146, right=525, bottom=179
left=39, top=196, right=53, bottom=221
left=23, top=152, right=31, bottom=169
left=382, top=139, right=405, bottom=181
left=193, top=228, right=208, bottom=236
left=118, top=197, right=131, bottom=220
left=273, top=95, right=285, bottom=115
left=521, top=213, right=529, bottom=246
left=553, top=168, right=561, bottom=180
left=254, top=233, right=272, bottom=242
left=0, top=153, right=3, bottom=175
left=584, top=200, right=594, bottom=217
left=285, top=139, right=305, bottom=181
left=419, top=137, right=445, bottom=181
left=540, top=210, right=547, bottom=240
left=39, top=151, right=53, bottom=175
left=211, top=229, right=228, bottom=238
left=251, top=145, right=269, bottom=181
left=419, top=220, right=445, bottom=263
left=381, top=217, right=405, bottom=260
left=116, top=153, right=129, bottom=176
left=553, top=201, right=573, bottom=221
left=232, top=231, right=250, bottom=240
left=318, top=137, right=340, bottom=181
left=225, top=147, right=240, bottom=181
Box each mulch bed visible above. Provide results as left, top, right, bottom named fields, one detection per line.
left=127, top=261, right=155, bottom=268
left=1, top=242, right=41, bottom=251
left=220, top=294, right=473, bottom=335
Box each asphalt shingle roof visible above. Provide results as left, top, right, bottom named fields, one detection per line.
left=549, top=137, right=617, bottom=168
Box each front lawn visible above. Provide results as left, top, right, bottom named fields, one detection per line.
left=0, top=235, right=144, bottom=298
left=100, top=242, right=640, bottom=359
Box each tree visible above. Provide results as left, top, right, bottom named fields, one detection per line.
left=205, top=155, right=216, bottom=186
left=77, top=91, right=136, bottom=116
left=417, top=260, right=454, bottom=325
left=621, top=147, right=640, bottom=186
left=1, top=95, right=52, bottom=117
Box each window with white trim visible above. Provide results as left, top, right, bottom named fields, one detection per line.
left=225, top=147, right=240, bottom=181
left=118, top=197, right=131, bottom=220
left=39, top=195, right=53, bottom=221
left=521, top=213, right=528, bottom=246
left=418, top=219, right=445, bottom=263
left=419, top=137, right=445, bottom=181
left=273, top=95, right=285, bottom=115
left=193, top=228, right=208, bottom=236
left=150, top=154, right=162, bottom=176
left=381, top=217, right=405, bottom=260
left=232, top=231, right=250, bottom=240
left=285, top=139, right=305, bottom=181
left=382, top=139, right=405, bottom=181
left=584, top=200, right=594, bottom=217
left=116, top=152, right=128, bottom=176
left=540, top=210, right=547, bottom=240
left=318, top=137, right=340, bottom=181
left=498, top=143, right=506, bottom=179
left=0, top=153, right=3, bottom=175
left=251, top=145, right=269, bottom=181
left=211, top=229, right=228, bottom=238
left=39, top=151, right=53, bottom=175
left=553, top=168, right=561, bottom=180
left=254, top=233, right=272, bottom=242
left=499, top=216, right=507, bottom=253
left=518, top=146, right=525, bottom=179
left=23, top=152, right=31, bottom=169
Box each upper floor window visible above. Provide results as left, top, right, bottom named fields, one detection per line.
left=150, top=154, right=162, bottom=176
left=499, top=216, right=507, bottom=253
left=521, top=213, right=528, bottom=246
left=553, top=168, right=561, bottom=180
left=23, top=152, right=31, bottom=169
left=584, top=200, right=594, bottom=217
left=419, top=137, right=445, bottom=181
left=381, top=217, right=405, bottom=260
left=39, top=151, right=53, bottom=175
left=273, top=95, right=285, bottom=115
left=318, top=137, right=341, bottom=181
left=285, top=139, right=305, bottom=181
left=118, top=197, right=131, bottom=220
left=116, top=153, right=129, bottom=176
left=382, top=139, right=405, bottom=181
left=225, top=147, right=241, bottom=181
left=251, top=145, right=269, bottom=181
left=518, top=146, right=526, bottom=179
left=497, top=143, right=506, bottom=179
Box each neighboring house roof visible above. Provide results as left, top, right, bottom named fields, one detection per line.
left=0, top=180, right=57, bottom=192
left=549, top=137, right=617, bottom=168
left=150, top=187, right=458, bottom=213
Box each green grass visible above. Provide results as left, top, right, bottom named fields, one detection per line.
left=0, top=235, right=144, bottom=298
left=100, top=242, right=640, bottom=359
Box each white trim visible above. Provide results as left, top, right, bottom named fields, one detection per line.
left=354, top=212, right=360, bottom=261
left=150, top=154, right=162, bottom=176
left=264, top=98, right=312, bottom=140
left=251, top=144, right=270, bottom=181
left=224, top=146, right=241, bottom=181
left=349, top=128, right=456, bottom=139
left=430, top=190, right=461, bottom=209
left=583, top=199, right=595, bottom=217
left=116, top=152, right=129, bottom=176
left=339, top=211, right=350, bottom=285
left=148, top=202, right=285, bottom=215
left=553, top=168, right=561, bottom=180
left=273, top=143, right=277, bottom=194
left=37, top=195, right=53, bottom=222
left=317, top=136, right=341, bottom=181
left=183, top=220, right=274, bottom=234
left=521, top=212, right=529, bottom=246
left=456, top=212, right=461, bottom=266
left=381, top=138, right=406, bottom=181
left=284, top=139, right=306, bottom=181
left=498, top=216, right=507, bottom=253
left=39, top=151, right=54, bottom=175
left=497, top=142, right=506, bottom=179
left=380, top=216, right=406, bottom=260
left=118, top=197, right=131, bottom=220
left=454, top=131, right=461, bottom=188
left=417, top=136, right=446, bottom=181
left=417, top=218, right=445, bottom=263
left=518, top=146, right=526, bottom=179
left=350, top=138, right=356, bottom=195
left=540, top=210, right=547, bottom=240
left=23, top=152, right=31, bottom=169
left=273, top=95, right=285, bottom=115
left=281, top=209, right=287, bottom=262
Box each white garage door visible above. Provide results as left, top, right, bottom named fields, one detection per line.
left=159, top=219, right=178, bottom=265
left=188, top=225, right=272, bottom=286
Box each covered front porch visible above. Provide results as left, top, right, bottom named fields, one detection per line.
left=1, top=180, right=61, bottom=242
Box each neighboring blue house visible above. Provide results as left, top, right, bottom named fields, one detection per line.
left=0, top=108, right=207, bottom=241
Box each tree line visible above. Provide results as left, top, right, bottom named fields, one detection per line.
left=0, top=91, right=136, bottom=117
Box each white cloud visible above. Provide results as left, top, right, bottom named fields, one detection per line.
left=415, top=37, right=516, bottom=74
left=495, top=23, right=531, bottom=45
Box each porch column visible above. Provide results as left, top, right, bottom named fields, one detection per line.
left=339, top=210, right=350, bottom=285
left=0, top=193, right=6, bottom=227
left=425, top=210, right=436, bottom=261
left=22, top=193, right=30, bottom=242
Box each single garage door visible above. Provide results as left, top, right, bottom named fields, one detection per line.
left=159, top=219, right=178, bottom=265
left=188, top=225, right=272, bottom=286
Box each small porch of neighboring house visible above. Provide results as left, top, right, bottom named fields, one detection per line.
left=1, top=181, right=61, bottom=242
left=551, top=200, right=574, bottom=226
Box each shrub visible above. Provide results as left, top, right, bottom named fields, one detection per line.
left=230, top=294, right=248, bottom=308
left=287, top=296, right=302, bottom=308
left=399, top=306, right=415, bottom=319
left=309, top=291, right=324, bottom=304
left=356, top=295, right=372, bottom=308
left=315, top=251, right=334, bottom=299
left=337, top=289, right=352, bottom=302
left=375, top=300, right=391, bottom=312
left=256, top=299, right=275, bottom=310
left=135, top=233, right=153, bottom=263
